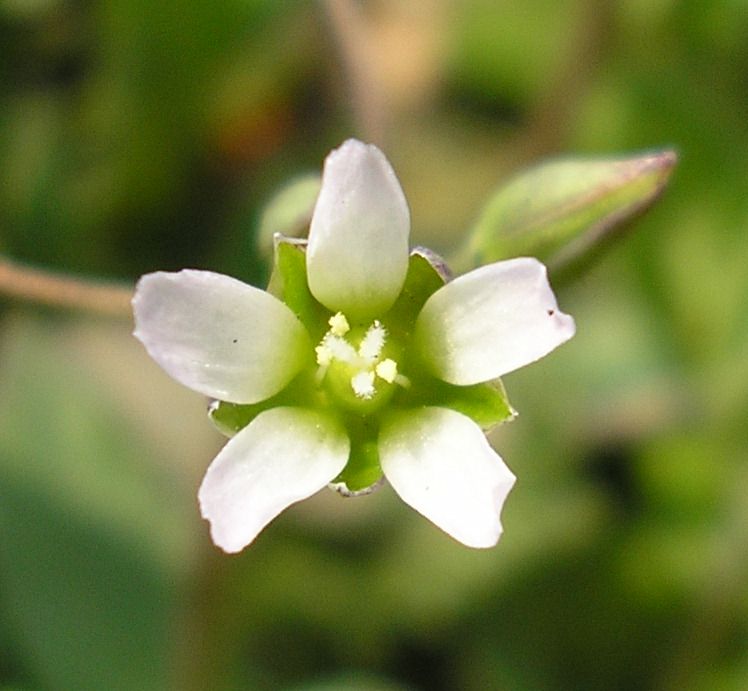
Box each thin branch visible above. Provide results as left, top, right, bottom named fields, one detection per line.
left=0, top=256, right=134, bottom=318
left=321, top=0, right=387, bottom=145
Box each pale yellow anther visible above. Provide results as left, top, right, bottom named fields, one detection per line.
left=375, top=358, right=398, bottom=384
left=328, top=312, right=350, bottom=337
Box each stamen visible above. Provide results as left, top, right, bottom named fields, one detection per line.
left=358, top=321, right=386, bottom=360
left=315, top=364, right=329, bottom=385
left=394, top=373, right=411, bottom=389
left=351, top=371, right=376, bottom=399
left=375, top=358, right=398, bottom=383
left=328, top=312, right=350, bottom=337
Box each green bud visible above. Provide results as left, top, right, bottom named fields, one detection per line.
left=256, top=174, right=321, bottom=260
left=456, top=150, right=677, bottom=279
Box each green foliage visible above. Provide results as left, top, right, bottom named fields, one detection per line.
left=0, top=316, right=195, bottom=690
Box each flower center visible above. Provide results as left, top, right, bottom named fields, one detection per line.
left=314, top=312, right=409, bottom=413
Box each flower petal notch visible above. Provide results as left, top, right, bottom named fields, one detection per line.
left=133, top=270, right=310, bottom=404
left=380, top=407, right=516, bottom=548
left=414, top=257, right=575, bottom=385
left=306, top=139, right=410, bottom=321
left=198, top=407, right=349, bottom=553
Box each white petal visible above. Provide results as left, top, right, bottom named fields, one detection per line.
left=198, top=407, right=349, bottom=553
left=380, top=407, right=515, bottom=548
left=133, top=270, right=309, bottom=404
left=306, top=139, right=410, bottom=320
left=414, top=257, right=575, bottom=385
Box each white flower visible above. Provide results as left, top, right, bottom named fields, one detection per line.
left=133, top=139, right=575, bottom=553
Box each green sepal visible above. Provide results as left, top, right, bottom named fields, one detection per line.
left=266, top=236, right=329, bottom=340
left=434, top=378, right=515, bottom=430
left=331, top=415, right=383, bottom=492
left=456, top=150, right=677, bottom=276
left=208, top=399, right=275, bottom=437
left=400, top=377, right=515, bottom=431
left=208, top=371, right=319, bottom=437
left=384, top=249, right=447, bottom=342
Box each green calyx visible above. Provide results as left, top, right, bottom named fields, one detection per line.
left=330, top=414, right=382, bottom=492
left=209, top=237, right=516, bottom=494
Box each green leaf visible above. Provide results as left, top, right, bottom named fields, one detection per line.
left=457, top=150, right=677, bottom=277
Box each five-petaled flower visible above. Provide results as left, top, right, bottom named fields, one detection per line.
left=133, top=139, right=575, bottom=553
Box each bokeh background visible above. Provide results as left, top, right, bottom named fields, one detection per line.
left=2, top=1, right=748, bottom=689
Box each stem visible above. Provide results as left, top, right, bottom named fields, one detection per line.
left=0, top=255, right=133, bottom=318
left=321, top=0, right=387, bottom=145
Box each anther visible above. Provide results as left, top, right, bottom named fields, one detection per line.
left=375, top=358, right=398, bottom=384
left=328, top=312, right=350, bottom=337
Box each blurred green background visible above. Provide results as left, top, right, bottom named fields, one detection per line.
left=2, top=1, right=748, bottom=689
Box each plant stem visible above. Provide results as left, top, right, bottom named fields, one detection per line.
left=0, top=255, right=133, bottom=318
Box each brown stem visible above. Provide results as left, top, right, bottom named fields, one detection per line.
left=0, top=256, right=133, bottom=318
